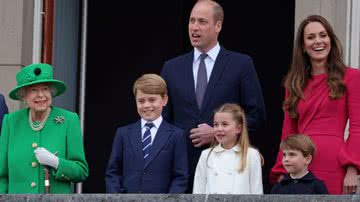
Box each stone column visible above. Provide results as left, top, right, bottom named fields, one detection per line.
left=0, top=0, right=34, bottom=112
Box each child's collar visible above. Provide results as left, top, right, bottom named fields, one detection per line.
left=281, top=171, right=316, bottom=184
left=141, top=116, right=163, bottom=129
left=290, top=170, right=309, bottom=179
left=213, top=144, right=241, bottom=153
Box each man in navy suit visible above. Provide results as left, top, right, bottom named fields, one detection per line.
left=105, top=74, right=188, bottom=193
left=161, top=0, right=266, bottom=192
left=0, top=93, right=8, bottom=131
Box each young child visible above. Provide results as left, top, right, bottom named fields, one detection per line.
left=271, top=134, right=328, bottom=194
left=193, top=103, right=263, bottom=194
left=105, top=74, right=188, bottom=193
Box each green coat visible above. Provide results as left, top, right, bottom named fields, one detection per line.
left=0, top=107, right=89, bottom=193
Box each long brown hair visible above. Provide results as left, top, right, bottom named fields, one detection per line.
left=207, top=103, right=251, bottom=172
left=284, top=15, right=346, bottom=118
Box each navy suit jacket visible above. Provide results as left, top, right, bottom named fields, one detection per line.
left=0, top=94, right=8, bottom=131
left=105, top=119, right=188, bottom=193
left=161, top=47, right=266, bottom=179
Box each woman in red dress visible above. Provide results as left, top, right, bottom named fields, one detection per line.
left=270, top=15, right=360, bottom=194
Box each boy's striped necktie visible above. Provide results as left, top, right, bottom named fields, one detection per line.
left=142, top=122, right=154, bottom=159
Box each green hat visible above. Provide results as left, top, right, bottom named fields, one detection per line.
left=9, top=63, right=66, bottom=100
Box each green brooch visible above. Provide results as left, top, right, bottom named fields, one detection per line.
left=54, top=116, right=65, bottom=124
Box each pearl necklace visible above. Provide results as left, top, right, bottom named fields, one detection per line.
left=29, top=108, right=51, bottom=131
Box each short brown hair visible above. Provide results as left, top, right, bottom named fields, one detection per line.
left=280, top=134, right=316, bottom=158
left=133, top=74, right=167, bottom=97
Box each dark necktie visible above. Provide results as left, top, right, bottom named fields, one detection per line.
left=142, top=122, right=154, bottom=159
left=196, top=53, right=208, bottom=109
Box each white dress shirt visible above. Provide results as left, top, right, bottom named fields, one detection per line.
left=193, top=144, right=263, bottom=194
left=193, top=42, right=221, bottom=88
left=141, top=116, right=162, bottom=144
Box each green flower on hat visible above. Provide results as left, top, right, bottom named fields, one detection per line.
left=9, top=63, right=67, bottom=100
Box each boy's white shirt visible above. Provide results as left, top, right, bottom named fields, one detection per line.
left=193, top=144, right=263, bottom=194
left=141, top=116, right=163, bottom=144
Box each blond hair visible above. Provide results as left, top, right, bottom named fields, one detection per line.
left=133, top=74, right=167, bottom=97
left=208, top=103, right=252, bottom=172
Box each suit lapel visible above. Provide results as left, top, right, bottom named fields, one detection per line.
left=183, top=51, right=200, bottom=113
left=127, top=121, right=144, bottom=166
left=144, top=120, right=171, bottom=169
left=201, top=47, right=229, bottom=112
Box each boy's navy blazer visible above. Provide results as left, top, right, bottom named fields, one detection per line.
left=105, top=119, right=188, bottom=193
left=0, top=94, right=8, bottom=130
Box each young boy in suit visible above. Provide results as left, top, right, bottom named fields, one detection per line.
left=271, top=134, right=328, bottom=194
left=105, top=74, right=188, bottom=193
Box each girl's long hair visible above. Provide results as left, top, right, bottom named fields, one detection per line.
left=284, top=15, right=346, bottom=118
left=207, top=103, right=250, bottom=172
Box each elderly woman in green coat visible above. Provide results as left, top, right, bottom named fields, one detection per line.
left=0, top=63, right=88, bottom=193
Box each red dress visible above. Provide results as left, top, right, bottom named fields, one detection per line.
left=270, top=68, right=360, bottom=194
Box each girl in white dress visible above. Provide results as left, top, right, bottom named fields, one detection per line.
left=193, top=103, right=263, bottom=194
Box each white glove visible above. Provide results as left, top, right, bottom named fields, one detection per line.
left=34, top=147, right=59, bottom=169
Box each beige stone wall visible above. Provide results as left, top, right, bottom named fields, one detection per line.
left=0, top=0, right=34, bottom=112
left=0, top=66, right=22, bottom=111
